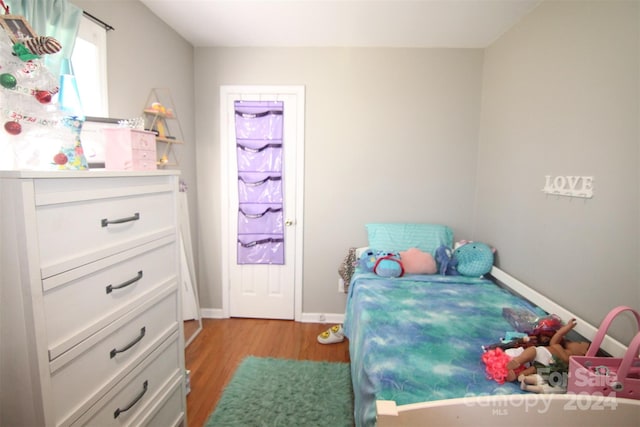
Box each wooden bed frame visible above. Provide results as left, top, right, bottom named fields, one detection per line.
left=375, top=266, right=640, bottom=426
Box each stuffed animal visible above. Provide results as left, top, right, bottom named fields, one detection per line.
left=435, top=244, right=458, bottom=275
left=399, top=248, right=437, bottom=275
left=358, top=249, right=404, bottom=277
left=374, top=252, right=404, bottom=277
left=357, top=249, right=378, bottom=271
left=453, top=241, right=494, bottom=277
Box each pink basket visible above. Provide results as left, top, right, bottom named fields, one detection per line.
left=568, top=306, right=640, bottom=399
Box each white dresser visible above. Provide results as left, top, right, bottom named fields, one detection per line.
left=0, top=170, right=186, bottom=426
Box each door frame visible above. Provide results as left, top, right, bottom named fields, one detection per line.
left=219, top=85, right=305, bottom=321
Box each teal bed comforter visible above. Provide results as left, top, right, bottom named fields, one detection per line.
left=343, top=271, right=545, bottom=426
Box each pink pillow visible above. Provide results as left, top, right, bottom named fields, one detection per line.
left=399, top=248, right=437, bottom=275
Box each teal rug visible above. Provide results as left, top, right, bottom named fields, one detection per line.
left=206, top=356, right=354, bottom=427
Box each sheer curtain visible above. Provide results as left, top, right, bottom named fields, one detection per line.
left=8, top=0, right=82, bottom=77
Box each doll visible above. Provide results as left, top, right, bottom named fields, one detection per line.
left=483, top=318, right=589, bottom=384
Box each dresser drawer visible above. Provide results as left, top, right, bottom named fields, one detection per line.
left=137, top=375, right=185, bottom=427
left=133, top=149, right=155, bottom=161
left=36, top=187, right=175, bottom=278
left=43, top=237, right=176, bottom=360
left=69, top=333, right=182, bottom=427
left=51, top=288, right=178, bottom=425
left=132, top=150, right=157, bottom=171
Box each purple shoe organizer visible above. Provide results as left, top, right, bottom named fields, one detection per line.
left=235, top=101, right=284, bottom=264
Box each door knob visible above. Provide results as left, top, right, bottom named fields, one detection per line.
left=285, top=219, right=294, bottom=226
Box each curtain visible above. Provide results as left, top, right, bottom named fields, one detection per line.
left=8, top=0, right=82, bottom=78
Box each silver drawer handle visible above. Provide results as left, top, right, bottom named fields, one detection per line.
left=101, top=212, right=140, bottom=227
left=113, top=380, right=148, bottom=419
left=110, top=327, right=146, bottom=359
left=106, top=271, right=143, bottom=294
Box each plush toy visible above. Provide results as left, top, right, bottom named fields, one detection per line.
left=435, top=244, right=458, bottom=275
left=453, top=241, right=494, bottom=277
left=358, top=249, right=404, bottom=277
left=373, top=252, right=404, bottom=277
left=358, top=249, right=378, bottom=271
left=399, top=248, right=437, bottom=275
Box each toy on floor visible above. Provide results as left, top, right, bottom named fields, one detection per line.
left=317, top=324, right=344, bottom=344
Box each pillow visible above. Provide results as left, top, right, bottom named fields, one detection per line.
left=366, top=223, right=454, bottom=254
left=373, top=253, right=404, bottom=277
left=400, top=248, right=437, bottom=275
left=453, top=242, right=494, bottom=277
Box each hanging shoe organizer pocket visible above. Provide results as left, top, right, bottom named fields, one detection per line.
left=237, top=234, right=285, bottom=265
left=235, top=100, right=285, bottom=265
left=236, top=141, right=283, bottom=172
left=238, top=204, right=283, bottom=235
left=237, top=173, right=283, bottom=204
left=235, top=106, right=283, bottom=140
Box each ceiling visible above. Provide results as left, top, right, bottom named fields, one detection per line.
left=140, top=0, right=542, bottom=48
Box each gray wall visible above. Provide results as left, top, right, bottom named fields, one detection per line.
left=72, top=0, right=198, bottom=249
left=194, top=48, right=484, bottom=313
left=476, top=0, right=639, bottom=342
left=75, top=1, right=639, bottom=343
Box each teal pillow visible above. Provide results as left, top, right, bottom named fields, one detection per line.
left=366, top=223, right=454, bottom=255
left=454, top=242, right=494, bottom=277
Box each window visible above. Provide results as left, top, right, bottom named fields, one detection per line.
left=71, top=15, right=108, bottom=117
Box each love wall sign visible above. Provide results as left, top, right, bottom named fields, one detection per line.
left=542, top=176, right=594, bottom=199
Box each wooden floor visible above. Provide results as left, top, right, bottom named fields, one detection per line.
left=184, top=318, right=350, bottom=427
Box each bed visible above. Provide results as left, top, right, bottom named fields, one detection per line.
left=343, top=223, right=640, bottom=426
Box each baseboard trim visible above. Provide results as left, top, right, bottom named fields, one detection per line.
left=199, top=308, right=344, bottom=324
left=200, top=308, right=225, bottom=319
left=299, top=312, right=345, bottom=324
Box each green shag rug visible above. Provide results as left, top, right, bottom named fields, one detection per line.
left=206, top=356, right=354, bottom=427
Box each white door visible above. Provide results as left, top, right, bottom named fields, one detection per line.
left=220, top=86, right=304, bottom=320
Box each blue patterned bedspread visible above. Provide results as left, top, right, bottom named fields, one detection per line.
left=344, top=271, right=546, bottom=426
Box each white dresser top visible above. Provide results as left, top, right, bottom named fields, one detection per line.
left=0, top=170, right=181, bottom=179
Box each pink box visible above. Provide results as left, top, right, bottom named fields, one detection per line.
left=104, top=128, right=157, bottom=171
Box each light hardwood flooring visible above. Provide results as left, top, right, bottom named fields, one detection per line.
left=184, top=318, right=350, bottom=427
